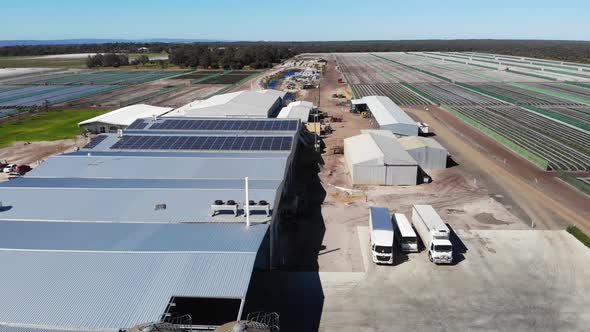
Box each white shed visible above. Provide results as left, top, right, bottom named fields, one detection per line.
left=351, top=96, right=419, bottom=136
left=277, top=100, right=313, bottom=123
left=78, top=104, right=172, bottom=133
left=344, top=130, right=418, bottom=186
left=398, top=136, right=448, bottom=169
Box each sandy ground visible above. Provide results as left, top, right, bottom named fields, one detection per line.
left=0, top=137, right=87, bottom=182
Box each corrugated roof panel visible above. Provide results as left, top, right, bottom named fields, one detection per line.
left=0, top=221, right=268, bottom=252
left=2, top=177, right=281, bottom=190
left=0, top=251, right=257, bottom=330
left=0, top=186, right=277, bottom=223
left=28, top=155, right=288, bottom=180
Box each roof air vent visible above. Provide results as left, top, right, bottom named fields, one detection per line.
left=258, top=200, right=268, bottom=206
left=227, top=199, right=237, bottom=206
left=214, top=200, right=224, bottom=206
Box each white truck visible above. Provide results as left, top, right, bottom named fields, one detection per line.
left=393, top=213, right=418, bottom=253
left=369, top=206, right=395, bottom=265
left=412, top=205, right=453, bottom=264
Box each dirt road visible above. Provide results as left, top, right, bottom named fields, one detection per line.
left=406, top=106, right=590, bottom=234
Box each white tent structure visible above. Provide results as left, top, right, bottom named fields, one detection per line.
left=166, top=90, right=286, bottom=118
left=78, top=104, right=172, bottom=133
left=398, top=136, right=448, bottom=169
left=277, top=100, right=313, bottom=123
left=344, top=130, right=418, bottom=185
left=351, top=96, right=419, bottom=136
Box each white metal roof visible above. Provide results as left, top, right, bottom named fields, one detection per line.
left=413, top=204, right=448, bottom=231
left=277, top=101, right=313, bottom=123
left=29, top=154, right=288, bottom=180
left=393, top=213, right=416, bottom=237
left=344, top=131, right=417, bottom=166
left=354, top=96, right=417, bottom=126
left=78, top=104, right=172, bottom=127
left=166, top=90, right=283, bottom=118
left=398, top=136, right=446, bottom=151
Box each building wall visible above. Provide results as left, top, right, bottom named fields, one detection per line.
left=81, top=122, right=125, bottom=134
left=406, top=148, right=447, bottom=169
left=384, top=165, right=418, bottom=185
left=351, top=164, right=417, bottom=185
left=381, top=123, right=419, bottom=136
left=352, top=165, right=387, bottom=185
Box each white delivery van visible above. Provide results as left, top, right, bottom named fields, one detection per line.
left=412, top=205, right=453, bottom=264
left=369, top=206, right=395, bottom=265
left=393, top=213, right=418, bottom=253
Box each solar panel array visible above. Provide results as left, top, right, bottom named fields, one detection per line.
left=127, top=119, right=148, bottom=130
left=110, top=135, right=293, bottom=151
left=148, top=119, right=298, bottom=131
left=83, top=135, right=107, bottom=149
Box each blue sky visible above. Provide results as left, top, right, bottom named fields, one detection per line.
left=1, top=0, right=589, bottom=41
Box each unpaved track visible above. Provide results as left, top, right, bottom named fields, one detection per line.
left=407, top=106, right=590, bottom=234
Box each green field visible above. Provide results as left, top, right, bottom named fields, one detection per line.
left=0, top=108, right=110, bottom=147
left=0, top=56, right=87, bottom=68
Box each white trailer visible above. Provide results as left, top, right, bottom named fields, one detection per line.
left=393, top=213, right=418, bottom=252
left=412, top=205, right=453, bottom=264
left=369, top=206, right=395, bottom=265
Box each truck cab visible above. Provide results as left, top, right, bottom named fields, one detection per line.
left=369, top=207, right=395, bottom=265
left=429, top=238, right=453, bottom=264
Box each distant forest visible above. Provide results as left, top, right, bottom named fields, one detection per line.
left=2, top=40, right=590, bottom=66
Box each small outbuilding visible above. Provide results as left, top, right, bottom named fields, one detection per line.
left=277, top=100, right=314, bottom=123
left=78, top=104, right=172, bottom=133
left=398, top=136, right=448, bottom=169
left=351, top=96, right=419, bottom=136
left=344, top=130, right=418, bottom=186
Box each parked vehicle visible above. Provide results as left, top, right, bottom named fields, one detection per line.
left=412, top=205, right=453, bottom=264
left=369, top=206, right=395, bottom=265
left=393, top=213, right=418, bottom=253
left=15, top=165, right=32, bottom=174
left=2, top=164, right=16, bottom=173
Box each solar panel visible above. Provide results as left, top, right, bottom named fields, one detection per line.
left=127, top=119, right=148, bottom=130
left=83, top=135, right=107, bottom=149
left=147, top=119, right=298, bottom=131
left=110, top=135, right=293, bottom=151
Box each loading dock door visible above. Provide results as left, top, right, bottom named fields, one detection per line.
left=164, top=296, right=243, bottom=327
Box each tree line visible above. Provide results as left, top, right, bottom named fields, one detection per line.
left=86, top=53, right=130, bottom=68
left=2, top=40, right=590, bottom=65
left=169, top=45, right=294, bottom=69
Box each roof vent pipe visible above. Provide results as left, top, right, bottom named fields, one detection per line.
left=117, top=129, right=123, bottom=138
left=152, top=114, right=157, bottom=122
left=245, top=177, right=250, bottom=227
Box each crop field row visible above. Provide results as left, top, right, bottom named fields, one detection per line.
left=170, top=71, right=222, bottom=80
left=462, top=52, right=590, bottom=71
left=452, top=105, right=590, bottom=171
left=1, top=70, right=187, bottom=86
left=199, top=72, right=259, bottom=84
left=350, top=84, right=431, bottom=105
left=335, top=54, right=398, bottom=84
left=407, top=83, right=506, bottom=106
left=431, top=52, right=589, bottom=82
left=533, top=83, right=590, bottom=101
left=0, top=85, right=119, bottom=107
left=469, top=83, right=585, bottom=106
left=538, top=106, right=590, bottom=126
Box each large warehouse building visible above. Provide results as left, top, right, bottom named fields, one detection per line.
left=344, top=130, right=418, bottom=185
left=351, top=96, right=419, bottom=136
left=0, top=116, right=308, bottom=331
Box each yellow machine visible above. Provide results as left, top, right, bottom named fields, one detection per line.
left=361, top=111, right=368, bottom=118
